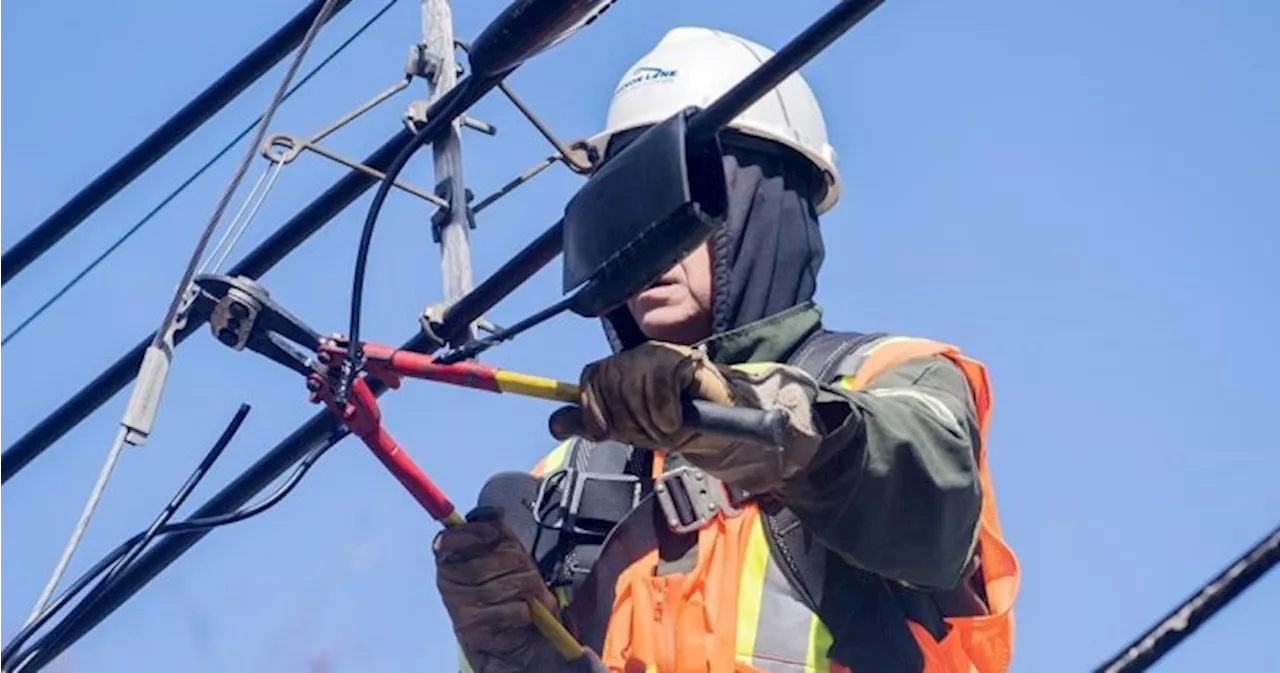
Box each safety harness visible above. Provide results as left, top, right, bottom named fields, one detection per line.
left=519, top=328, right=966, bottom=668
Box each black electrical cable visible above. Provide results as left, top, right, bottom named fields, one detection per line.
left=340, top=0, right=626, bottom=394
left=341, top=74, right=499, bottom=400
left=1, top=0, right=404, bottom=347
left=7, top=362, right=397, bottom=670
left=434, top=294, right=572, bottom=364
left=0, top=0, right=356, bottom=286
left=1096, top=523, right=1280, bottom=673
left=7, top=434, right=337, bottom=673
left=12, top=172, right=565, bottom=665
left=2, top=404, right=252, bottom=669
left=4, top=536, right=139, bottom=669
left=2, top=128, right=417, bottom=486
left=100, top=406, right=251, bottom=590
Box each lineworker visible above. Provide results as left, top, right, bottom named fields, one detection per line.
left=433, top=26, right=1020, bottom=672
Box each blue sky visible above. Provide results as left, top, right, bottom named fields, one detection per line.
left=3, top=1, right=1278, bottom=671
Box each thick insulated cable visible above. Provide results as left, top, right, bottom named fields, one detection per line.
left=1, top=129, right=416, bottom=484
left=17, top=0, right=347, bottom=634
left=0, top=0, right=356, bottom=285
left=1096, top=524, right=1280, bottom=673
left=2, top=0, right=403, bottom=347
left=1, top=405, right=251, bottom=669
left=6, top=225, right=568, bottom=668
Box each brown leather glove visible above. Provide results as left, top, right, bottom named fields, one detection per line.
left=561, top=342, right=828, bottom=494
left=574, top=342, right=735, bottom=446
left=433, top=507, right=568, bottom=673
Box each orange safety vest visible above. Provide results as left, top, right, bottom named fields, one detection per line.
left=528, top=336, right=1020, bottom=673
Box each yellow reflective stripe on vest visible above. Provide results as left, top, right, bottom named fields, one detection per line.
left=531, top=439, right=573, bottom=477
left=807, top=616, right=834, bottom=671
left=735, top=517, right=771, bottom=665
left=736, top=518, right=834, bottom=672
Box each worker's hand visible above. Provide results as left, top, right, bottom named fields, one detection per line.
left=559, top=342, right=828, bottom=493
left=433, top=507, right=567, bottom=673
left=571, top=342, right=735, bottom=446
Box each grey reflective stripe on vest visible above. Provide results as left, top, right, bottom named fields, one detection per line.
left=738, top=518, right=834, bottom=671
left=749, top=563, right=823, bottom=672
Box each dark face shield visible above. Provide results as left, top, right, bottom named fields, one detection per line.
left=596, top=126, right=827, bottom=352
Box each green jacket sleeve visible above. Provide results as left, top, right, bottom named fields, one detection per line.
left=777, top=353, right=983, bottom=591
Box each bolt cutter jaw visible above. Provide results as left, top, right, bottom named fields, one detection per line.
left=194, top=273, right=326, bottom=378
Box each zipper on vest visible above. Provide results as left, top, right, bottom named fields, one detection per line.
left=651, top=574, right=678, bottom=671
left=763, top=509, right=819, bottom=613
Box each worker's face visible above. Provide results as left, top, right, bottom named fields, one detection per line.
left=625, top=241, right=715, bottom=345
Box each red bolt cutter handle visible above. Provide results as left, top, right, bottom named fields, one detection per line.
left=312, top=373, right=463, bottom=523
left=306, top=370, right=585, bottom=661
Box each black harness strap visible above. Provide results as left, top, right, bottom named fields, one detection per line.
left=785, top=328, right=884, bottom=383
left=515, top=438, right=645, bottom=595
left=563, top=493, right=664, bottom=652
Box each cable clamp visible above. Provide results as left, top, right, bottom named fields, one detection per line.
left=429, top=176, right=477, bottom=243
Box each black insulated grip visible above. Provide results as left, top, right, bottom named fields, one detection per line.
left=550, top=401, right=788, bottom=447
left=547, top=402, right=787, bottom=447
left=681, top=401, right=788, bottom=446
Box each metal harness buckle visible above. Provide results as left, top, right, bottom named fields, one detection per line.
left=653, top=465, right=743, bottom=534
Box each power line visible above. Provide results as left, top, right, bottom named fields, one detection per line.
left=4, top=216, right=568, bottom=668
left=10, top=436, right=331, bottom=671
left=0, top=0, right=358, bottom=287
left=1, top=0, right=404, bottom=347
left=17, top=0, right=347, bottom=647
left=1097, top=523, right=1280, bottom=673
left=1, top=404, right=252, bottom=670
left=0, top=128, right=415, bottom=485
left=0, top=0, right=356, bottom=286
left=0, top=0, right=595, bottom=483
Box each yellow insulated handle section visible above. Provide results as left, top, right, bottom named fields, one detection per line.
left=440, top=501, right=585, bottom=661
left=493, top=369, right=580, bottom=404
left=529, top=600, right=586, bottom=660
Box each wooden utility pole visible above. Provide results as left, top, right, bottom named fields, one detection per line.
left=420, top=0, right=475, bottom=342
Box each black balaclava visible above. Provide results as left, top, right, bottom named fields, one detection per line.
left=600, top=130, right=827, bottom=354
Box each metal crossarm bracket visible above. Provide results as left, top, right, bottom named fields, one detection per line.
left=403, top=101, right=497, bottom=138
left=256, top=73, right=451, bottom=208
left=263, top=133, right=448, bottom=208
left=453, top=38, right=598, bottom=175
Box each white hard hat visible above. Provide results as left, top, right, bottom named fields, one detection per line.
left=586, top=26, right=840, bottom=214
